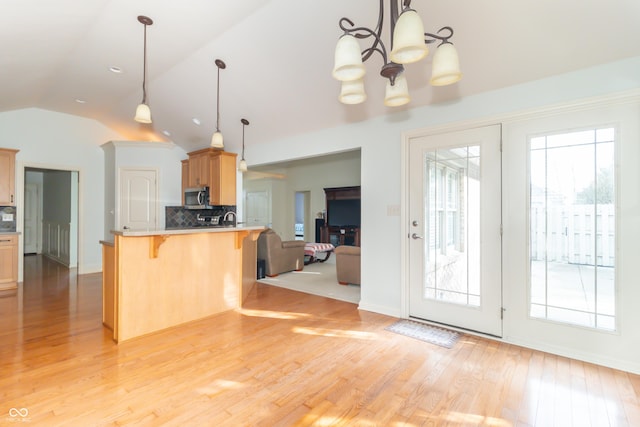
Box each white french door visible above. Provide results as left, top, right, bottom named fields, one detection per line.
left=408, top=125, right=503, bottom=336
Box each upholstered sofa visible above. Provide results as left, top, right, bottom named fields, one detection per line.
left=335, top=245, right=361, bottom=285
left=257, top=229, right=305, bottom=277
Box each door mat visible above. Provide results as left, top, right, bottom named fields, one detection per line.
left=385, top=319, right=461, bottom=348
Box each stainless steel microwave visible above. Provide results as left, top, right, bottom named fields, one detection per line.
left=184, top=186, right=211, bottom=209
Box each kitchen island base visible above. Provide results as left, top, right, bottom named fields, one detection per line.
left=102, top=227, right=263, bottom=343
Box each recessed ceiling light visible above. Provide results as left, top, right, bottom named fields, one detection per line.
left=192, top=118, right=201, bottom=126
left=162, top=130, right=171, bottom=137
left=109, top=66, right=123, bottom=74
left=75, top=98, right=87, bottom=104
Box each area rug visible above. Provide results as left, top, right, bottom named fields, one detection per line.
left=385, top=319, right=461, bottom=348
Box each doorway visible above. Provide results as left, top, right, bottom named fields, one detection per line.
left=408, top=125, right=502, bottom=337
left=23, top=167, right=79, bottom=268
left=294, top=191, right=310, bottom=241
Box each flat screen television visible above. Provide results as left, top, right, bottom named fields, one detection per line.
left=327, top=199, right=361, bottom=227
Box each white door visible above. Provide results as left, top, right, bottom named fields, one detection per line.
left=408, top=125, right=503, bottom=336
left=24, top=182, right=41, bottom=254
left=119, top=169, right=158, bottom=230
left=245, top=190, right=270, bottom=226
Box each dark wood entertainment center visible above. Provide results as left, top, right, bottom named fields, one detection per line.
left=320, top=186, right=360, bottom=247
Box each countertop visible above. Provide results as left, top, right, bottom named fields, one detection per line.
left=0, top=231, right=21, bottom=235
left=111, top=225, right=265, bottom=237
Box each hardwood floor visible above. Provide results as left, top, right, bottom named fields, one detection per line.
left=1, top=256, right=639, bottom=426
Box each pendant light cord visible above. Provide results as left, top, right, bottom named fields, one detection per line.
left=240, top=118, right=249, bottom=161
left=216, top=65, right=220, bottom=132
left=142, top=22, right=148, bottom=104
left=241, top=122, right=245, bottom=159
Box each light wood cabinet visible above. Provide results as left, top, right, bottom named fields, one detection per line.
left=0, top=148, right=19, bottom=206
left=181, top=159, right=189, bottom=205
left=184, top=148, right=237, bottom=205
left=0, top=234, right=18, bottom=290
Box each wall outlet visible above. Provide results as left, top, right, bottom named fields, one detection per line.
left=2, top=213, right=13, bottom=222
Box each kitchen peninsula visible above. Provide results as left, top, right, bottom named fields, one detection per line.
left=102, top=225, right=264, bottom=343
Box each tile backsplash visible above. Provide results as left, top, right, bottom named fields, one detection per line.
left=0, top=206, right=17, bottom=232
left=165, top=205, right=236, bottom=228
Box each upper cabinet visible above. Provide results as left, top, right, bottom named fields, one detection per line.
left=185, top=148, right=237, bottom=206
left=0, top=148, right=19, bottom=206
left=181, top=159, right=189, bottom=205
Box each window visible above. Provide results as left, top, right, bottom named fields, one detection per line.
left=425, top=145, right=480, bottom=307
left=529, top=127, right=616, bottom=330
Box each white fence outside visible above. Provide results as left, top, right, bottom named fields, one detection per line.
left=530, top=204, right=614, bottom=267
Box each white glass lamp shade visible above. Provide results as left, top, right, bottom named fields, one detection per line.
left=338, top=78, right=366, bottom=105
left=211, top=131, right=224, bottom=148
left=430, top=43, right=462, bottom=86
left=332, top=34, right=365, bottom=82
left=238, top=159, right=248, bottom=173
left=134, top=103, right=152, bottom=124
left=390, top=9, right=429, bottom=65
left=384, top=74, right=410, bottom=107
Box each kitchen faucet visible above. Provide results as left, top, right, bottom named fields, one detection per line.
left=223, top=211, right=236, bottom=224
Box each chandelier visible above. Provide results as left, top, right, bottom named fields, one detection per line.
left=332, top=0, right=462, bottom=107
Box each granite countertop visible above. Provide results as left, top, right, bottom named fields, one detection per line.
left=0, top=231, right=20, bottom=235
left=112, top=225, right=265, bottom=237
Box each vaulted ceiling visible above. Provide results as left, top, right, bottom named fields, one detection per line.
left=2, top=1, right=639, bottom=155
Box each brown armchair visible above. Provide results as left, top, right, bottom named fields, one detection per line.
left=335, top=245, right=361, bottom=285
left=257, top=229, right=305, bottom=277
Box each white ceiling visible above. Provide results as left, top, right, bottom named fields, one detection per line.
left=2, top=0, right=639, bottom=155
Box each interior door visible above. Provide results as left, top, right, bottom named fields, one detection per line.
left=245, top=190, right=270, bottom=226
left=408, top=125, right=503, bottom=336
left=119, top=169, right=158, bottom=230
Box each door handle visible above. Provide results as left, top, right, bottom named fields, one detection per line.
left=411, top=233, right=423, bottom=240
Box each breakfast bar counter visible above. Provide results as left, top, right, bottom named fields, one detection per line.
left=102, top=226, right=264, bottom=343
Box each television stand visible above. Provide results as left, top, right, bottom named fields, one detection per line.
left=320, top=226, right=360, bottom=247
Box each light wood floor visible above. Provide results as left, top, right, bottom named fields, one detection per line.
left=1, top=256, right=639, bottom=426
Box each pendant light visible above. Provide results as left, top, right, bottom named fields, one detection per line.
left=238, top=118, right=249, bottom=173
left=211, top=59, right=226, bottom=148
left=134, top=15, right=153, bottom=123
